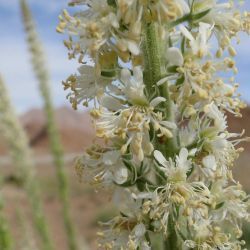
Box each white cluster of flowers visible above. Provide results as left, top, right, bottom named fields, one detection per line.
left=58, top=0, right=250, bottom=249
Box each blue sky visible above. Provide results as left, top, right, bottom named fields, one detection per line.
left=0, top=0, right=249, bottom=113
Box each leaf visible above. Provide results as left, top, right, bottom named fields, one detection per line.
left=176, top=75, right=185, bottom=86
left=120, top=212, right=128, bottom=218
left=191, top=9, right=211, bottom=21
left=136, top=179, right=145, bottom=192
left=167, top=65, right=179, bottom=73
left=116, top=179, right=135, bottom=187
left=215, top=202, right=224, bottom=210
left=187, top=164, right=194, bottom=177
left=168, top=14, right=191, bottom=29
left=177, top=229, right=187, bottom=242
left=107, top=0, right=117, bottom=8
left=122, top=159, right=138, bottom=185
left=101, top=70, right=116, bottom=78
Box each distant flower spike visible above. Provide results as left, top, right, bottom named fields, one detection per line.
left=0, top=74, right=54, bottom=250
left=20, top=1, right=78, bottom=249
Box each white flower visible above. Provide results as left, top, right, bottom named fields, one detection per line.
left=179, top=122, right=197, bottom=148
left=117, top=0, right=190, bottom=29
left=116, top=38, right=141, bottom=56
left=57, top=4, right=119, bottom=56
left=103, top=150, right=120, bottom=165
left=93, top=106, right=156, bottom=163
left=166, top=47, right=184, bottom=66
left=76, top=147, right=128, bottom=186
left=100, top=95, right=124, bottom=111
left=204, top=102, right=227, bottom=132
left=120, top=67, right=147, bottom=106
left=113, top=167, right=129, bottom=185
left=180, top=22, right=213, bottom=57
left=129, top=223, right=152, bottom=250
left=193, top=218, right=212, bottom=240
left=202, top=154, right=217, bottom=177
left=154, top=148, right=191, bottom=182
left=133, top=223, right=146, bottom=238
left=91, top=67, right=176, bottom=162
left=63, top=65, right=111, bottom=109
left=149, top=97, right=166, bottom=108
left=211, top=182, right=249, bottom=222
left=149, top=0, right=190, bottom=22
left=195, top=0, right=242, bottom=48
left=183, top=240, right=196, bottom=249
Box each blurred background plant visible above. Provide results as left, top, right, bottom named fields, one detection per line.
left=0, top=0, right=249, bottom=249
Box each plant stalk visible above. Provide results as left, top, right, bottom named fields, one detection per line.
left=143, top=23, right=178, bottom=158
left=143, top=23, right=179, bottom=249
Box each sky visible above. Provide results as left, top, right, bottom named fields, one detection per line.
left=0, top=0, right=249, bottom=113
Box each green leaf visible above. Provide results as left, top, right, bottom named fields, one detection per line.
left=121, top=159, right=138, bottom=185
left=191, top=9, right=211, bottom=21
left=116, top=179, right=135, bottom=187
left=177, top=229, right=187, bottom=242
left=120, top=212, right=128, bottom=218
left=107, top=0, right=117, bottom=8
left=101, top=70, right=116, bottom=78
left=136, top=179, right=146, bottom=192
left=215, top=202, right=224, bottom=210
left=176, top=75, right=185, bottom=86
left=123, top=159, right=134, bottom=173
left=168, top=14, right=191, bottom=29
left=167, top=65, right=179, bottom=73
left=187, top=164, right=194, bottom=177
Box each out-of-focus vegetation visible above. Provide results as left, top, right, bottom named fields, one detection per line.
left=0, top=0, right=80, bottom=249
left=20, top=0, right=77, bottom=249
left=242, top=224, right=250, bottom=248
left=0, top=191, right=12, bottom=250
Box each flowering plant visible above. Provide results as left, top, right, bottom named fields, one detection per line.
left=58, top=0, right=250, bottom=249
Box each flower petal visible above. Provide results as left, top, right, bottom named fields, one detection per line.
left=160, top=121, right=177, bottom=130
left=114, top=167, right=128, bottom=184
left=100, top=96, right=123, bottom=111
left=166, top=47, right=184, bottom=66
left=202, top=155, right=217, bottom=171
left=154, top=150, right=168, bottom=167
left=150, top=97, right=166, bottom=107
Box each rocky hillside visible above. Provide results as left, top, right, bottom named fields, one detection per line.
left=0, top=107, right=94, bottom=155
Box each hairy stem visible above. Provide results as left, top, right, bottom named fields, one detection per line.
left=143, top=23, right=163, bottom=92
left=143, top=23, right=179, bottom=249
left=143, top=23, right=178, bottom=158
left=164, top=215, right=178, bottom=250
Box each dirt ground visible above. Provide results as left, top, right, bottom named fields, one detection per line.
left=1, top=158, right=116, bottom=250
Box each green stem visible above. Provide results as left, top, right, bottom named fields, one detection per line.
left=143, top=22, right=180, bottom=249
left=164, top=215, right=178, bottom=250
left=143, top=22, right=163, bottom=92
left=0, top=195, right=12, bottom=250
left=143, top=23, right=178, bottom=158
